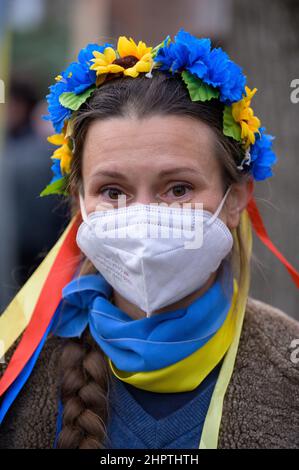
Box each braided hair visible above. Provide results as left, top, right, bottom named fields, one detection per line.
left=56, top=280, right=113, bottom=449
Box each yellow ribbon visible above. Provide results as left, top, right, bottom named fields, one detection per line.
left=0, top=218, right=77, bottom=356
left=199, top=209, right=252, bottom=448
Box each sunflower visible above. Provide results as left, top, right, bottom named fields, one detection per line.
left=89, top=47, right=125, bottom=76
left=90, top=36, right=153, bottom=79
left=47, top=132, right=73, bottom=175
left=231, top=86, right=261, bottom=147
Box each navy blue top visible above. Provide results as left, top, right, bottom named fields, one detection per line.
left=120, top=357, right=223, bottom=419
left=102, top=358, right=223, bottom=449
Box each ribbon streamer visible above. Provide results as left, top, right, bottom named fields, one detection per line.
left=247, top=196, right=299, bottom=288
left=0, top=214, right=81, bottom=397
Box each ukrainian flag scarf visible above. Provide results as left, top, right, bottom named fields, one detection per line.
left=108, top=280, right=238, bottom=393
left=51, top=259, right=236, bottom=393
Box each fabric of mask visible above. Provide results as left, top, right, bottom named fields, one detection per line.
left=76, top=188, right=233, bottom=316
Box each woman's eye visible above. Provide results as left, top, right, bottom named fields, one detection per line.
left=100, top=187, right=125, bottom=200
left=167, top=184, right=192, bottom=198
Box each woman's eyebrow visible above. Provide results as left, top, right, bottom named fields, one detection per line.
left=90, top=170, right=129, bottom=180
left=158, top=167, right=209, bottom=183
left=158, top=167, right=199, bottom=177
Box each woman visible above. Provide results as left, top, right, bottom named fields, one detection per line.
left=0, top=30, right=298, bottom=449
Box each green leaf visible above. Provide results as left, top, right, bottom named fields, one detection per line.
left=59, top=86, right=96, bottom=111
left=181, top=71, right=219, bottom=102
left=40, top=177, right=68, bottom=197
left=223, top=106, right=242, bottom=142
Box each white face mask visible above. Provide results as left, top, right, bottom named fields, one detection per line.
left=76, top=189, right=233, bottom=316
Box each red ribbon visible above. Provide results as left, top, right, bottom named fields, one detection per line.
left=0, top=214, right=82, bottom=397
left=247, top=196, right=299, bottom=288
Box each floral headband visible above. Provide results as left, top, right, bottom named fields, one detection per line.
left=41, top=28, right=277, bottom=197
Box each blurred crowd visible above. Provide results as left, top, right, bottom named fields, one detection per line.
left=0, top=80, right=69, bottom=310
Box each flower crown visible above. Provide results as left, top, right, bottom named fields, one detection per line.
left=41, top=29, right=277, bottom=197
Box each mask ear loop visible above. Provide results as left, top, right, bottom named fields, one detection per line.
left=79, top=192, right=90, bottom=225
left=206, top=186, right=231, bottom=226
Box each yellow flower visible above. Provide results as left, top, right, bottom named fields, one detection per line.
left=90, top=47, right=125, bottom=76
left=90, top=36, right=153, bottom=79
left=117, top=36, right=153, bottom=78
left=232, top=86, right=261, bottom=147
left=47, top=132, right=73, bottom=175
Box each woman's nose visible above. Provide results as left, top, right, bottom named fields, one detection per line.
left=131, top=189, right=157, bottom=205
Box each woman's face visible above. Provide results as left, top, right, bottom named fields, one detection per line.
left=80, top=115, right=249, bottom=229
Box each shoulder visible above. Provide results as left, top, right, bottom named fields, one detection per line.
left=241, top=297, right=299, bottom=368
left=219, top=297, right=299, bottom=449
left=0, top=335, right=65, bottom=449
left=244, top=296, right=299, bottom=342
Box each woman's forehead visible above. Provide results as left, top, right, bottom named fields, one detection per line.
left=82, top=115, right=219, bottom=177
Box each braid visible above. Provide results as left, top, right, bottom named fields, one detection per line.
left=56, top=327, right=113, bottom=449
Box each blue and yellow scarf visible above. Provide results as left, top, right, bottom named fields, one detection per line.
left=51, top=262, right=236, bottom=393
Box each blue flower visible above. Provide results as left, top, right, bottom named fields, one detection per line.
left=250, top=128, right=277, bottom=181
left=154, top=29, right=246, bottom=104
left=155, top=29, right=211, bottom=79
left=66, top=43, right=113, bottom=94
left=165, top=42, right=191, bottom=73
left=219, top=60, right=246, bottom=103
left=50, top=158, right=63, bottom=182
left=43, top=80, right=72, bottom=133
left=175, top=29, right=211, bottom=77
left=43, top=42, right=113, bottom=132
left=202, top=47, right=246, bottom=102
left=62, top=62, right=94, bottom=95
left=203, top=47, right=230, bottom=88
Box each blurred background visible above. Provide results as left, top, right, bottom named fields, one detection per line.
left=0, top=0, right=298, bottom=319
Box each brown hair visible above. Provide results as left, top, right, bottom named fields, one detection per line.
left=56, top=70, right=250, bottom=449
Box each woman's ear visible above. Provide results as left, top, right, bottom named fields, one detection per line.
left=225, top=178, right=252, bottom=229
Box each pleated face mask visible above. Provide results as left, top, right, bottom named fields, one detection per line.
left=76, top=188, right=233, bottom=316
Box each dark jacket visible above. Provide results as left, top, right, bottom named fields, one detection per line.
left=0, top=297, right=298, bottom=449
